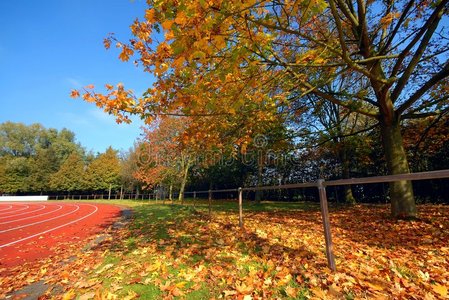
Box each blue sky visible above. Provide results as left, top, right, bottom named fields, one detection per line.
left=0, top=0, right=152, bottom=153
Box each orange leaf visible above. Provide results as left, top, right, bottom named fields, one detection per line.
left=70, top=90, right=80, bottom=98
left=432, top=284, right=448, bottom=297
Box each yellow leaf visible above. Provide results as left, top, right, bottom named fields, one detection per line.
left=62, top=289, right=76, bottom=300
left=432, top=284, right=448, bottom=297
left=176, top=281, right=188, bottom=288
left=311, top=287, right=327, bottom=298
left=106, top=291, right=118, bottom=300
left=223, top=290, right=237, bottom=297
left=96, top=263, right=114, bottom=274
left=285, top=286, right=298, bottom=298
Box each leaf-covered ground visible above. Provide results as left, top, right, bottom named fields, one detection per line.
left=1, top=201, right=448, bottom=299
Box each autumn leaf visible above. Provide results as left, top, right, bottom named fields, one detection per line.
left=70, top=89, right=80, bottom=98
left=432, top=284, right=448, bottom=298
left=61, top=289, right=76, bottom=300
left=79, top=292, right=95, bottom=300
left=119, top=46, right=134, bottom=62
left=284, top=286, right=298, bottom=298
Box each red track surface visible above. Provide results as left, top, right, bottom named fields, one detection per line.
left=0, top=202, right=121, bottom=271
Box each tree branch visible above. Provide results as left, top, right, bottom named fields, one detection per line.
left=396, top=62, right=449, bottom=116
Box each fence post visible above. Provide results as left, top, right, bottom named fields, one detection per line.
left=193, top=191, right=196, bottom=208
left=317, top=179, right=336, bottom=272
left=208, top=190, right=212, bottom=218
left=238, top=187, right=243, bottom=228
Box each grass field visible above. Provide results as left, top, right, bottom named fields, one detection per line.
left=4, top=200, right=449, bottom=299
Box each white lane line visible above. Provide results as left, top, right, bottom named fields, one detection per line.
left=0, top=205, right=13, bottom=212
left=0, top=205, right=80, bottom=233
left=0, top=204, right=29, bottom=216
left=0, top=204, right=46, bottom=220
left=0, top=204, right=99, bottom=248
left=0, top=205, right=63, bottom=225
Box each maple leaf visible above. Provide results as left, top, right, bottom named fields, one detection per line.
left=432, top=284, right=448, bottom=298
left=61, top=289, right=76, bottom=300
left=70, top=89, right=80, bottom=98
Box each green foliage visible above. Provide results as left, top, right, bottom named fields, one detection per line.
left=28, top=148, right=60, bottom=192
left=49, top=152, right=86, bottom=192
left=84, top=147, right=121, bottom=191
left=0, top=122, right=83, bottom=194
left=0, top=156, right=30, bottom=193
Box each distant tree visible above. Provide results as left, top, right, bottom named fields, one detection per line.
left=134, top=117, right=194, bottom=203
left=0, top=122, right=46, bottom=157
left=28, top=148, right=59, bottom=192
left=120, top=146, right=142, bottom=196
left=0, top=156, right=30, bottom=193
left=84, top=147, right=121, bottom=192
left=0, top=122, right=84, bottom=194
left=49, top=152, right=86, bottom=193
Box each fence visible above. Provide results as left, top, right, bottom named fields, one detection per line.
left=183, top=169, right=449, bottom=272
left=47, top=169, right=449, bottom=271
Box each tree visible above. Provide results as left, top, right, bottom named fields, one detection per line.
left=28, top=148, right=60, bottom=192
left=134, top=117, right=194, bottom=203
left=120, top=146, right=143, bottom=197
left=49, top=152, right=86, bottom=193
left=74, top=0, right=449, bottom=218
left=84, top=147, right=121, bottom=192
left=0, top=156, right=30, bottom=193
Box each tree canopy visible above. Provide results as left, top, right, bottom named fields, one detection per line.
left=73, top=0, right=449, bottom=218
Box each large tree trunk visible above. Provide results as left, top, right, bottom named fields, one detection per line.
left=339, top=145, right=356, bottom=204
left=380, top=119, right=417, bottom=218
left=254, top=162, right=263, bottom=203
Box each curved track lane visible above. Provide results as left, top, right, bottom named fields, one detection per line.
left=0, top=202, right=121, bottom=271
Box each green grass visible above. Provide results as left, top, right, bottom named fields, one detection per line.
left=67, top=200, right=318, bottom=298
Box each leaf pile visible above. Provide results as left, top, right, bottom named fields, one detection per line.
left=2, top=203, right=449, bottom=299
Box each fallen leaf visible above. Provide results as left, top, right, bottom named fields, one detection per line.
left=432, top=284, right=448, bottom=297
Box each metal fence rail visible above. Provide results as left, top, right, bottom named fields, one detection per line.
left=183, top=169, right=449, bottom=272
left=47, top=169, right=449, bottom=272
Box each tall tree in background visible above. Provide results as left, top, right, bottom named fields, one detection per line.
left=0, top=156, right=30, bottom=193
left=74, top=0, right=449, bottom=218
left=120, top=146, right=143, bottom=197
left=28, top=148, right=59, bottom=192
left=0, top=122, right=83, bottom=194
left=84, top=147, right=121, bottom=192
left=49, top=152, right=85, bottom=193
left=134, top=117, right=194, bottom=202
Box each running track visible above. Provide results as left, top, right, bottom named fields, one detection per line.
left=0, top=202, right=121, bottom=269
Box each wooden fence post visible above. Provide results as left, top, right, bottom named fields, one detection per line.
left=317, top=179, right=336, bottom=272
left=238, top=187, right=243, bottom=228
left=193, top=191, right=196, bottom=208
